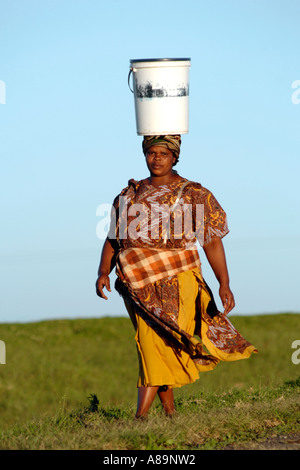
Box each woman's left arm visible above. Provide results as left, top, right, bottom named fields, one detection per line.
left=203, top=237, right=235, bottom=315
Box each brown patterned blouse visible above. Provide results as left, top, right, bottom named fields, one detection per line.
left=108, top=178, right=229, bottom=250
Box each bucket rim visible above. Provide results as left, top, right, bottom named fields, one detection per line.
left=130, top=58, right=191, bottom=64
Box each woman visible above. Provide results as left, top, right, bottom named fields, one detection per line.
left=96, top=135, right=257, bottom=419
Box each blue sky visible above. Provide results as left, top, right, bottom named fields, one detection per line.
left=0, top=0, right=299, bottom=323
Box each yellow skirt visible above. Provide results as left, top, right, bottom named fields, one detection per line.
left=125, top=269, right=202, bottom=388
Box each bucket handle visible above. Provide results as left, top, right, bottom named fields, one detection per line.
left=128, top=67, right=134, bottom=93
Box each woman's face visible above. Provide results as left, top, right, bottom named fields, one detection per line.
left=145, top=145, right=176, bottom=177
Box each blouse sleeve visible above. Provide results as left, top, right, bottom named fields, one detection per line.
left=107, top=182, right=133, bottom=242
left=190, top=183, right=229, bottom=246
left=202, top=190, right=229, bottom=245
left=107, top=194, right=119, bottom=241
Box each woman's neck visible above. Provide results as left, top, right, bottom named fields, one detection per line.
left=147, top=171, right=181, bottom=187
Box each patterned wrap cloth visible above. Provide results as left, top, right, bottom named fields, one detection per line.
left=117, top=247, right=201, bottom=289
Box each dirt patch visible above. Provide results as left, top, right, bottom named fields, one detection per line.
left=223, top=432, right=300, bottom=450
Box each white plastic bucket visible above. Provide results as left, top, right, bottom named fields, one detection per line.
left=128, top=58, right=191, bottom=136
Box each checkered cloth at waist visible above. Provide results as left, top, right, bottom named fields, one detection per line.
left=116, top=246, right=201, bottom=289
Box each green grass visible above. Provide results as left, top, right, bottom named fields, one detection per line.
left=0, top=378, right=299, bottom=450
left=0, top=313, right=300, bottom=449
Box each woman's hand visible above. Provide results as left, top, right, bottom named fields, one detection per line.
left=95, top=238, right=118, bottom=300
left=219, top=283, right=235, bottom=315
left=96, top=273, right=111, bottom=300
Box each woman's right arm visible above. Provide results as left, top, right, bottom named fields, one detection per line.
left=95, top=237, right=118, bottom=300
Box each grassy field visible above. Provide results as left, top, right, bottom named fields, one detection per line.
left=0, top=313, right=300, bottom=449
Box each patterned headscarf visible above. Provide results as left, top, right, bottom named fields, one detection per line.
left=142, top=135, right=181, bottom=161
